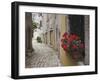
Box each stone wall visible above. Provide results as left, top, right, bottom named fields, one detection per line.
left=84, top=15, right=90, bottom=65
left=25, top=12, right=33, bottom=56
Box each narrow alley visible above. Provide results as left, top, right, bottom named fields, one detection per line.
left=26, top=39, right=61, bottom=68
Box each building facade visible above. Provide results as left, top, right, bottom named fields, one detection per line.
left=41, top=13, right=89, bottom=66
left=31, top=13, right=89, bottom=66
left=41, top=14, right=75, bottom=66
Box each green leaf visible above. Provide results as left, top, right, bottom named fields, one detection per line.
left=32, top=21, right=38, bottom=30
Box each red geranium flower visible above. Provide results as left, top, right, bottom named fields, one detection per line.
left=68, top=36, right=73, bottom=43
left=63, top=32, right=68, bottom=37
left=72, top=45, right=78, bottom=49
left=61, top=32, right=85, bottom=61
left=71, top=34, right=79, bottom=40
left=61, top=44, right=67, bottom=50
left=61, top=32, right=84, bottom=53
left=63, top=32, right=69, bottom=39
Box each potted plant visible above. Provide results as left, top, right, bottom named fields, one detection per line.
left=61, top=32, right=85, bottom=64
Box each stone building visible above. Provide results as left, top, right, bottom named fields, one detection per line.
left=42, top=14, right=60, bottom=50
left=41, top=13, right=89, bottom=66
left=32, top=13, right=43, bottom=40
left=25, top=12, right=90, bottom=66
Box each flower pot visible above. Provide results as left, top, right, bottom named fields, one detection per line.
left=65, top=52, right=78, bottom=66
left=68, top=51, right=84, bottom=65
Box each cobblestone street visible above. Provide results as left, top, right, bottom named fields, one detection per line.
left=26, top=39, right=61, bottom=68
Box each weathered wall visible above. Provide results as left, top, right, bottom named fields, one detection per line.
left=25, top=12, right=33, bottom=56
left=84, top=15, right=90, bottom=65
left=60, top=15, right=76, bottom=66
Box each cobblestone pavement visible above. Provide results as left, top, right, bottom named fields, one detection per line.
left=26, top=40, right=61, bottom=68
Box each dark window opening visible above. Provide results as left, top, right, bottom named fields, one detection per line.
left=69, top=15, right=85, bottom=42
left=68, top=15, right=85, bottom=58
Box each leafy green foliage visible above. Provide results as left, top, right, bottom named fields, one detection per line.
left=36, top=36, right=42, bottom=43
left=32, top=21, right=38, bottom=31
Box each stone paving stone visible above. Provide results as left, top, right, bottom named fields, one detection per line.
left=25, top=40, right=61, bottom=68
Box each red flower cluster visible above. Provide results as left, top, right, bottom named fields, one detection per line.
left=61, top=32, right=84, bottom=53
left=61, top=32, right=85, bottom=61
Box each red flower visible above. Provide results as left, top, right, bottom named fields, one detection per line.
left=61, top=32, right=84, bottom=61
left=61, top=44, right=68, bottom=50
left=70, top=34, right=79, bottom=40
left=61, top=32, right=84, bottom=54
left=72, top=45, right=78, bottom=49
left=68, top=36, right=73, bottom=43
left=63, top=32, right=68, bottom=39
left=63, top=32, right=67, bottom=37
